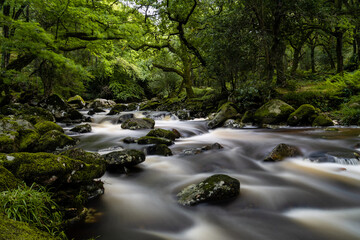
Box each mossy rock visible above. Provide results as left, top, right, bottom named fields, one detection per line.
left=0, top=104, right=55, bottom=124
left=207, top=102, right=238, bottom=129
left=70, top=124, right=92, bottom=133
left=104, top=149, right=145, bottom=172
left=139, top=100, right=162, bottom=111
left=0, top=165, right=20, bottom=191
left=254, top=99, right=295, bottom=125
left=264, top=143, right=302, bottom=162
left=39, top=94, right=83, bottom=121
left=312, top=114, right=334, bottom=127
left=146, top=144, right=173, bottom=156
left=287, top=104, right=318, bottom=126
left=177, top=174, right=240, bottom=206
left=87, top=98, right=116, bottom=109
left=0, top=213, right=56, bottom=240
left=68, top=95, right=86, bottom=108
left=137, top=136, right=173, bottom=146
left=34, top=121, right=64, bottom=135
left=146, top=128, right=177, bottom=141
left=121, top=118, right=155, bottom=130
left=36, top=130, right=77, bottom=152
left=241, top=111, right=255, bottom=124
left=18, top=129, right=40, bottom=152
left=108, top=104, right=127, bottom=115
left=0, top=133, right=18, bottom=153
left=0, top=152, right=104, bottom=186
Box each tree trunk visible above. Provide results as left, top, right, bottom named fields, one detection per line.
left=291, top=47, right=301, bottom=75
left=334, top=28, right=344, bottom=73
left=311, top=45, right=316, bottom=73
left=1, top=4, right=10, bottom=69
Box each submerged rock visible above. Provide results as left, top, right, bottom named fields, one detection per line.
left=137, top=136, right=173, bottom=146
left=177, top=174, right=240, bottom=206
left=182, top=143, right=223, bottom=155
left=146, top=128, right=177, bottom=141
left=207, top=102, right=238, bottom=129
left=121, top=118, right=155, bottom=130
left=70, top=124, right=92, bottom=133
left=254, top=99, right=295, bottom=125
left=104, top=149, right=145, bottom=172
left=287, top=104, right=318, bottom=126
left=146, top=144, right=173, bottom=156
left=264, top=143, right=302, bottom=162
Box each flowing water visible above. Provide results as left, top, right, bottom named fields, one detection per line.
left=67, top=110, right=360, bottom=240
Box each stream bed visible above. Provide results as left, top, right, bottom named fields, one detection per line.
left=67, top=111, right=360, bottom=240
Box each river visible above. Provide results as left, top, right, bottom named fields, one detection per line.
left=66, top=110, right=360, bottom=240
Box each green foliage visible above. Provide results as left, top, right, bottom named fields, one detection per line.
left=0, top=183, right=65, bottom=239
left=324, top=71, right=360, bottom=97
left=335, top=95, right=360, bottom=125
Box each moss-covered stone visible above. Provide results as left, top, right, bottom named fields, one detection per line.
left=312, top=114, right=334, bottom=127
left=0, top=213, right=56, bottom=240
left=121, top=118, right=155, bottom=130
left=87, top=98, right=116, bottom=108
left=70, top=124, right=92, bottom=133
left=207, top=102, right=238, bottom=129
left=39, top=94, right=83, bottom=121
left=104, top=149, right=145, bottom=172
left=34, top=121, right=64, bottom=135
left=254, top=99, right=295, bottom=125
left=241, top=111, right=255, bottom=124
left=287, top=104, right=318, bottom=126
left=0, top=165, right=20, bottom=191
left=137, top=136, right=173, bottom=146
left=68, top=95, right=86, bottom=108
left=139, top=100, right=162, bottom=111
left=108, top=104, right=127, bottom=115
left=0, top=133, right=18, bottom=153
left=36, top=130, right=77, bottom=152
left=18, top=129, right=40, bottom=152
left=146, top=128, right=177, bottom=141
left=0, top=104, right=55, bottom=124
left=264, top=143, right=302, bottom=162
left=177, top=174, right=240, bottom=206
left=146, top=144, right=173, bottom=156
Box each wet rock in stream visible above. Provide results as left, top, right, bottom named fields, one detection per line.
left=307, top=151, right=360, bottom=165
left=264, top=143, right=302, bottom=162
left=121, top=118, right=155, bottom=130
left=146, top=144, right=173, bottom=156
left=177, top=174, right=240, bottom=206
left=104, top=149, right=145, bottom=172
left=70, top=123, right=92, bottom=133
left=181, top=142, right=223, bottom=155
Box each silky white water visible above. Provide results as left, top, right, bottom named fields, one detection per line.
left=67, top=111, right=360, bottom=240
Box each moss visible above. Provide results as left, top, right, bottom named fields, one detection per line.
left=70, top=124, right=92, bottom=133
left=0, top=165, right=20, bottom=191
left=146, top=128, right=176, bottom=141
left=139, top=100, right=161, bottom=111
left=137, top=136, right=173, bottom=146
left=108, top=104, right=127, bottom=115
left=254, top=99, right=295, bottom=124
left=0, top=104, right=55, bottom=124
left=147, top=144, right=173, bottom=156
left=241, top=111, right=254, bottom=123
left=0, top=213, right=56, bottom=240
left=0, top=133, right=18, bottom=153
left=207, top=102, right=238, bottom=129
left=67, top=95, right=85, bottom=108
left=121, top=118, right=155, bottom=130
left=34, top=121, right=64, bottom=135
left=264, top=143, right=302, bottom=162
left=312, top=114, right=334, bottom=127
left=104, top=149, right=146, bottom=171
left=18, top=129, right=40, bottom=152
left=287, top=104, right=318, bottom=126
left=36, top=130, right=77, bottom=152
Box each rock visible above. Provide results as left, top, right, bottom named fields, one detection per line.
left=241, top=111, right=255, bottom=124
left=287, top=104, right=318, bottom=126
left=36, top=130, right=77, bottom=152
left=307, top=151, right=360, bottom=165
left=88, top=98, right=116, bottom=109
left=0, top=165, right=20, bottom=191
left=312, top=114, right=334, bottom=127
left=0, top=104, right=55, bottom=124
left=0, top=132, right=18, bottom=153
left=70, top=124, right=92, bottom=133
left=67, top=95, right=86, bottom=108
left=172, top=129, right=181, bottom=138
left=104, top=149, right=145, bottom=172
left=121, top=118, right=155, bottom=130
left=177, top=110, right=191, bottom=120
left=18, top=129, right=40, bottom=152
left=264, top=143, right=302, bottom=162
left=137, top=136, right=173, bottom=146
left=177, top=174, right=240, bottom=206
left=93, top=107, right=106, bottom=113
left=146, top=144, right=173, bottom=156
left=207, top=102, right=238, bottom=129
left=87, top=109, right=95, bottom=115
left=116, top=113, right=134, bottom=124
left=123, top=137, right=137, bottom=143
left=108, top=104, right=127, bottom=115
left=182, top=143, right=224, bottom=155
left=254, top=99, right=295, bottom=125
left=223, top=119, right=243, bottom=129
left=34, top=121, right=64, bottom=134
left=146, top=128, right=177, bottom=141
left=201, top=142, right=223, bottom=151
left=0, top=152, right=104, bottom=186
left=139, top=100, right=162, bottom=111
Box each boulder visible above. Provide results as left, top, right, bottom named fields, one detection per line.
left=34, top=121, right=63, bottom=134
left=146, top=144, right=173, bottom=156
left=177, top=174, right=240, bottom=206
left=182, top=143, right=224, bottom=155
left=123, top=137, right=137, bottom=143
left=70, top=124, right=92, bottom=133
left=104, top=149, right=145, bottom=172
left=223, top=119, right=243, bottom=129
left=307, top=151, right=360, bottom=165
left=0, top=165, right=20, bottom=191
left=121, top=118, right=155, bottom=130
left=18, top=129, right=40, bottom=152
left=0, top=104, right=55, bottom=124
left=287, top=104, right=318, bottom=126
left=312, top=114, right=334, bottom=127
left=264, top=143, right=302, bottom=162
left=177, top=110, right=191, bottom=120
left=207, top=102, right=238, bottom=129
left=36, top=130, right=77, bottom=152
left=241, top=111, right=255, bottom=124
left=67, top=95, right=86, bottom=109
left=108, top=104, right=127, bottom=115
left=87, top=98, right=116, bottom=109
left=254, top=99, right=295, bottom=125
left=146, top=128, right=177, bottom=141
left=172, top=129, right=181, bottom=138
left=116, top=113, right=134, bottom=124
left=137, top=136, right=173, bottom=146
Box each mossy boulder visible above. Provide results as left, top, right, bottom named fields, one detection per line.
left=0, top=152, right=103, bottom=186
left=139, top=100, right=162, bottom=111
left=0, top=104, right=55, bottom=124
left=241, top=111, right=255, bottom=124
left=177, top=174, right=240, bottom=206
left=70, top=124, right=92, bottom=133
left=223, top=119, right=243, bottom=129
left=67, top=95, right=86, bottom=108
left=207, top=102, right=238, bottom=129
left=0, top=165, right=20, bottom=191
left=254, top=99, right=295, bottom=125
left=146, top=128, right=177, bottom=141
left=264, top=143, right=302, bottom=162
left=108, top=104, right=127, bottom=115
left=36, top=130, right=77, bottom=152
left=0, top=213, right=56, bottom=240
left=34, top=121, right=63, bottom=134
left=287, top=104, right=318, bottom=126
left=87, top=98, right=116, bottom=109
left=137, top=136, right=173, bottom=146
left=104, top=149, right=145, bottom=172
left=121, top=118, right=155, bottom=130
left=18, top=129, right=40, bottom=152
left=146, top=144, right=173, bottom=156
left=312, top=114, right=334, bottom=127
left=0, top=133, right=18, bottom=153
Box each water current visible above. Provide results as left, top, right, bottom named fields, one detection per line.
left=67, top=110, right=360, bottom=240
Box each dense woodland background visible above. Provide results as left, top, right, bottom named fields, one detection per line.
left=1, top=0, right=360, bottom=123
